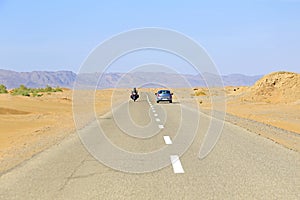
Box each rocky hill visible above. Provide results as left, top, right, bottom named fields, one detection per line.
left=0, top=69, right=76, bottom=89
left=243, top=71, right=300, bottom=103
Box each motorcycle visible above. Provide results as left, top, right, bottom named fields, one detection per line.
left=130, top=92, right=139, bottom=102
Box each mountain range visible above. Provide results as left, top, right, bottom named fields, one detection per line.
left=0, top=69, right=262, bottom=89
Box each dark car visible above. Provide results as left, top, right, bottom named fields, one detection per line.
left=155, top=90, right=173, bottom=103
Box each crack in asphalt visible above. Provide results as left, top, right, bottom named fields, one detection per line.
left=58, top=158, right=87, bottom=192
left=68, top=172, right=101, bottom=180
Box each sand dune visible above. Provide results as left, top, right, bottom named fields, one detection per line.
left=243, top=71, right=300, bottom=103
left=232, top=72, right=300, bottom=132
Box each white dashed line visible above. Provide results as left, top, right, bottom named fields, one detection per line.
left=158, top=125, right=164, bottom=129
left=147, top=93, right=184, bottom=174
left=170, top=155, right=184, bottom=174
left=163, top=136, right=172, bottom=144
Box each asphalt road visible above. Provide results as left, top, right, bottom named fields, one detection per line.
left=0, top=92, right=299, bottom=199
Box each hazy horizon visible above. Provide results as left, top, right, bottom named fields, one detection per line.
left=0, top=68, right=269, bottom=76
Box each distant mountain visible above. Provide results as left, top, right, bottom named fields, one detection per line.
left=222, top=74, right=263, bottom=86
left=0, top=69, right=262, bottom=89
left=63, top=72, right=263, bottom=89
left=0, top=69, right=76, bottom=89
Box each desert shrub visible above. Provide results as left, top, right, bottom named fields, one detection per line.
left=11, top=85, right=30, bottom=96
left=53, top=87, right=63, bottom=92
left=194, top=90, right=206, bottom=96
left=19, top=84, right=27, bottom=90
left=12, top=89, right=30, bottom=97
left=0, top=84, right=8, bottom=94
left=37, top=85, right=62, bottom=93
left=32, top=91, right=43, bottom=97
left=44, top=85, right=53, bottom=92
left=11, top=85, right=62, bottom=97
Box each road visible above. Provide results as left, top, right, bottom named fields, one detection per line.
left=0, top=92, right=299, bottom=199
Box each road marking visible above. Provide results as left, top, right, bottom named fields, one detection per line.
left=152, top=110, right=156, bottom=113
left=163, top=136, right=172, bottom=144
left=170, top=155, right=184, bottom=174
left=154, top=114, right=158, bottom=117
left=158, top=125, right=164, bottom=129
left=155, top=118, right=161, bottom=122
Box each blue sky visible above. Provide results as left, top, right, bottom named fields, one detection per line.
left=0, top=0, right=299, bottom=75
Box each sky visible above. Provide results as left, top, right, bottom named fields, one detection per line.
left=0, top=0, right=299, bottom=75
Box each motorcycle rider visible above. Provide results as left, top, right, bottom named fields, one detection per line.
left=132, top=87, right=138, bottom=95
left=131, top=87, right=139, bottom=101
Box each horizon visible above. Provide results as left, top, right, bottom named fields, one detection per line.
left=0, top=68, right=270, bottom=76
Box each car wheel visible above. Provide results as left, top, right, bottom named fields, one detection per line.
left=157, top=101, right=159, bottom=103
left=169, top=100, right=172, bottom=103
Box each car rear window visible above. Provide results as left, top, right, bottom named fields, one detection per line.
left=159, top=90, right=170, bottom=94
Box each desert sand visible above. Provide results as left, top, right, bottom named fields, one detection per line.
left=226, top=72, right=300, bottom=134
left=1, top=71, right=300, bottom=174
left=194, top=72, right=300, bottom=134
left=194, top=72, right=300, bottom=151
left=0, top=89, right=120, bottom=173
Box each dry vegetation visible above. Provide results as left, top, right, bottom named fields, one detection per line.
left=192, top=88, right=206, bottom=95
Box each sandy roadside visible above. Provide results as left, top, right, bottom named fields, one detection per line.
left=0, top=89, right=129, bottom=174
left=192, top=86, right=300, bottom=152
left=194, top=86, right=300, bottom=135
